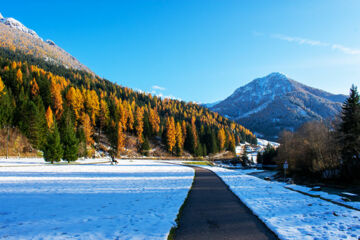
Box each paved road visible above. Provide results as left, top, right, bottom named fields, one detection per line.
left=174, top=166, right=277, bottom=240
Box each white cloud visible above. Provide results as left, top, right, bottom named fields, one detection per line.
left=151, top=85, right=166, bottom=91
left=147, top=85, right=181, bottom=101
left=331, top=44, right=360, bottom=55
left=270, top=33, right=360, bottom=55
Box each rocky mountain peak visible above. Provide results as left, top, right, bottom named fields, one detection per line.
left=209, top=73, right=347, bottom=139
left=0, top=14, right=41, bottom=39
left=0, top=13, right=93, bottom=73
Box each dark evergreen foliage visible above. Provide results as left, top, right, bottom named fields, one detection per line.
left=43, top=124, right=63, bottom=164
left=60, top=109, right=79, bottom=163
left=338, top=85, right=360, bottom=180
left=257, top=144, right=277, bottom=165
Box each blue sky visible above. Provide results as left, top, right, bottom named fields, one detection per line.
left=2, top=0, right=360, bottom=102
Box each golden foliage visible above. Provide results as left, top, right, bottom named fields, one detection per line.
left=181, top=120, right=187, bottom=145
left=81, top=113, right=94, bottom=146
left=66, top=87, right=84, bottom=121
left=0, top=76, right=5, bottom=96
left=45, top=106, right=54, bottom=129
left=149, top=108, right=160, bottom=134
left=135, top=107, right=144, bottom=143
left=218, top=128, right=226, bottom=150
left=84, top=89, right=100, bottom=125
left=16, top=68, right=23, bottom=84
left=116, top=121, right=125, bottom=156
left=175, top=122, right=183, bottom=153
left=166, top=117, right=176, bottom=152
left=50, top=78, right=63, bottom=120
left=30, top=78, right=39, bottom=96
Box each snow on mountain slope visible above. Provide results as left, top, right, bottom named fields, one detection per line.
left=209, top=73, right=347, bottom=140
left=0, top=13, right=92, bottom=73
left=0, top=15, right=41, bottom=39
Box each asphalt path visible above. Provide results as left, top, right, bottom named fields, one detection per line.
left=174, top=166, right=278, bottom=240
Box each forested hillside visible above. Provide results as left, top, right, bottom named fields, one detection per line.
left=0, top=48, right=256, bottom=161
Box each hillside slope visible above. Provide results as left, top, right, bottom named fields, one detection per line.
left=0, top=14, right=256, bottom=159
left=210, top=73, right=346, bottom=139
left=0, top=13, right=92, bottom=73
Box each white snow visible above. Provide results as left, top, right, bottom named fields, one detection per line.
left=287, top=184, right=360, bottom=211
left=0, top=159, right=194, bottom=240
left=0, top=16, right=41, bottom=39
left=257, top=138, right=280, bottom=148
left=203, top=166, right=360, bottom=240
left=237, top=100, right=272, bottom=118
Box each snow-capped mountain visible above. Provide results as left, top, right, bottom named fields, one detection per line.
left=0, top=14, right=41, bottom=39
left=0, top=13, right=92, bottom=73
left=209, top=72, right=347, bottom=140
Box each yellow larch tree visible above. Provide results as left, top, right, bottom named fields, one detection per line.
left=45, top=106, right=54, bottom=129
left=50, top=78, right=63, bottom=120
left=127, top=103, right=134, bottom=131
left=84, top=89, right=100, bottom=125
left=175, top=122, right=183, bottom=155
left=166, top=117, right=176, bottom=153
left=181, top=120, right=187, bottom=146
left=81, top=113, right=94, bottom=146
left=116, top=121, right=125, bottom=157
left=149, top=108, right=160, bottom=135
left=30, top=78, right=39, bottom=96
left=117, top=100, right=128, bottom=131
left=218, top=128, right=226, bottom=150
left=11, top=61, right=17, bottom=69
left=66, top=87, right=84, bottom=121
left=16, top=68, right=23, bottom=84
left=0, top=76, right=5, bottom=96
left=135, top=107, right=144, bottom=143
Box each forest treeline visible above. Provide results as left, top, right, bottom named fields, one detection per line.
left=0, top=48, right=256, bottom=162
left=258, top=85, right=360, bottom=182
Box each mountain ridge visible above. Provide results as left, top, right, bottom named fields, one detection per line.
left=209, top=73, right=347, bottom=139
left=0, top=13, right=92, bottom=74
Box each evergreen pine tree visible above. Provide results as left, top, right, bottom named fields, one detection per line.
left=60, top=109, right=79, bottom=163
left=0, top=85, right=14, bottom=159
left=338, top=85, right=360, bottom=179
left=0, top=86, right=13, bottom=129
left=142, top=111, right=151, bottom=139
left=141, top=137, right=150, bottom=156
left=18, top=100, right=46, bottom=149
left=184, top=124, right=196, bottom=154
left=44, top=123, right=63, bottom=164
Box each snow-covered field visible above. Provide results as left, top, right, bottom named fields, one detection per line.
left=0, top=158, right=194, bottom=240
left=204, top=166, right=360, bottom=240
